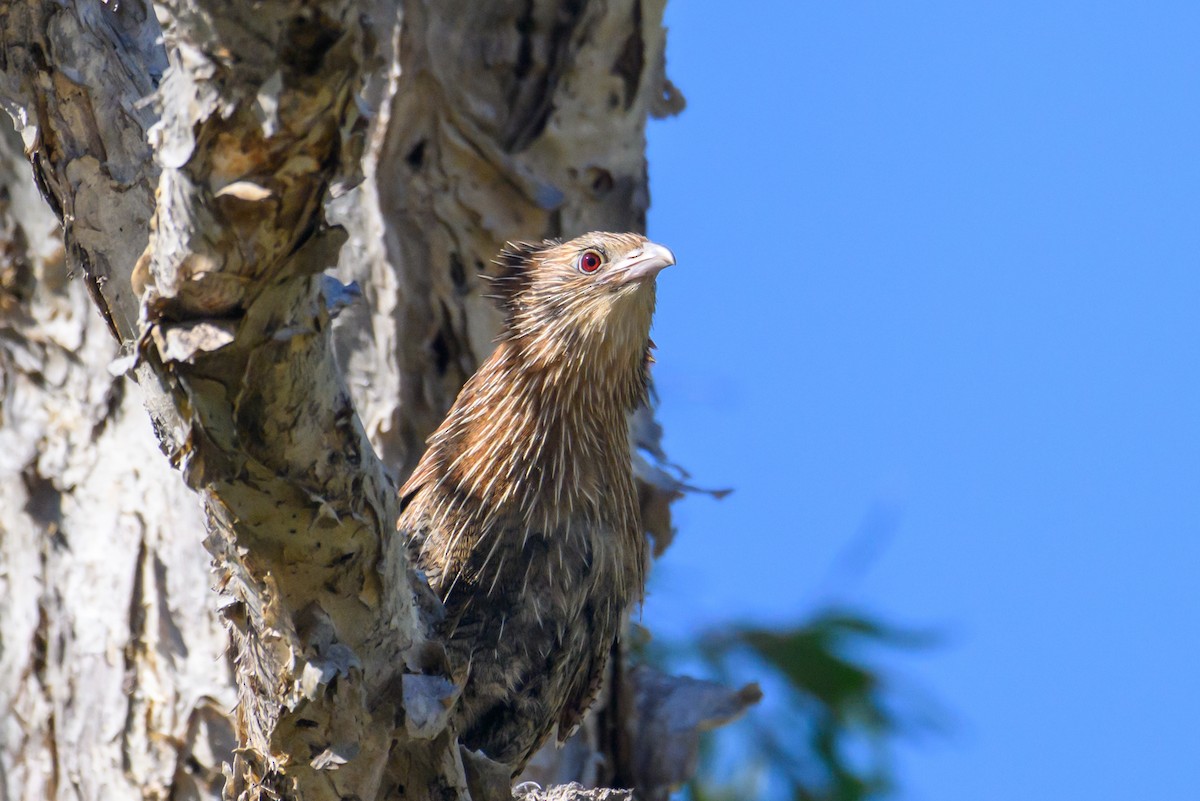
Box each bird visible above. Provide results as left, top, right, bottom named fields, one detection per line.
left=398, top=231, right=676, bottom=775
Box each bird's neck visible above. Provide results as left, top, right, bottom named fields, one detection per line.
left=425, top=337, right=648, bottom=523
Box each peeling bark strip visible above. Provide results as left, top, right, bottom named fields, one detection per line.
left=1, top=0, right=757, bottom=800
left=0, top=0, right=163, bottom=340
left=138, top=2, right=460, bottom=799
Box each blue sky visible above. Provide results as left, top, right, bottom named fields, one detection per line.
left=642, top=2, right=1200, bottom=798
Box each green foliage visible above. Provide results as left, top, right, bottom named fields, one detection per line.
left=662, top=609, right=941, bottom=801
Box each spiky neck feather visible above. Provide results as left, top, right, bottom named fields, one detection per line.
left=420, top=309, right=652, bottom=523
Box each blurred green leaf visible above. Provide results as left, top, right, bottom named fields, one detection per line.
left=666, top=607, right=942, bottom=801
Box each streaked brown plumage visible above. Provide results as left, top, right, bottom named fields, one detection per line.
left=399, top=232, right=675, bottom=774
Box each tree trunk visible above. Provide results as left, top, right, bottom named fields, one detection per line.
left=0, top=3, right=752, bottom=801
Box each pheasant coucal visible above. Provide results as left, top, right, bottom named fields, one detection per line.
left=398, top=232, right=676, bottom=774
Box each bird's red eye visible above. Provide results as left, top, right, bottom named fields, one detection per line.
left=578, top=250, right=603, bottom=274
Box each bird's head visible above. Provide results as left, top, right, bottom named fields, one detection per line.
left=490, top=232, right=676, bottom=368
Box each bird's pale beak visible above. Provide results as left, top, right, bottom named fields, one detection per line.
left=612, top=242, right=676, bottom=284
